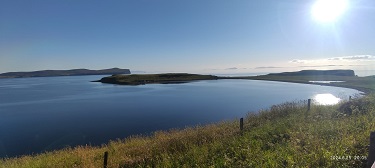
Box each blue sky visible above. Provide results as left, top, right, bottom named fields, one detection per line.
left=1, top=0, right=374, bottom=75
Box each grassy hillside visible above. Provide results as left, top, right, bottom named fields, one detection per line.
left=1, top=93, right=374, bottom=167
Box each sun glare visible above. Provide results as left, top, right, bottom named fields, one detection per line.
left=311, top=0, right=349, bottom=23
left=314, top=94, right=341, bottom=105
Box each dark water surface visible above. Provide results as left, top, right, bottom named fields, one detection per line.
left=0, top=75, right=361, bottom=158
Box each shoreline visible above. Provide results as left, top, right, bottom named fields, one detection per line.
left=220, top=75, right=374, bottom=95
left=231, top=78, right=370, bottom=95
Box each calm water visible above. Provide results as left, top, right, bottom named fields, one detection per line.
left=0, top=75, right=362, bottom=158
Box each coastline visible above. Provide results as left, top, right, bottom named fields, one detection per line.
left=220, top=75, right=374, bottom=95
left=244, top=78, right=370, bottom=95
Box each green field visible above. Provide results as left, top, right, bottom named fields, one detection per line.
left=1, top=74, right=374, bottom=167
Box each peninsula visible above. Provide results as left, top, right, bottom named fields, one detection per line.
left=0, top=68, right=131, bottom=78
left=96, top=73, right=218, bottom=85
left=223, top=69, right=374, bottom=94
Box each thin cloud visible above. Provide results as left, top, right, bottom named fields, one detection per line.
left=329, top=55, right=375, bottom=61
left=255, top=66, right=284, bottom=69
left=291, top=55, right=375, bottom=64
left=290, top=59, right=308, bottom=64
left=300, top=64, right=361, bottom=67
left=225, top=67, right=249, bottom=70
left=289, top=59, right=320, bottom=64
left=204, top=67, right=248, bottom=71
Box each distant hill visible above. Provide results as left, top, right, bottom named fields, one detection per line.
left=0, top=68, right=131, bottom=78
left=268, top=70, right=355, bottom=76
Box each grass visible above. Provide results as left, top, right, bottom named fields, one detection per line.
left=1, top=94, right=374, bottom=167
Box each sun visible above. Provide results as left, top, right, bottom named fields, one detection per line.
left=311, top=0, right=349, bottom=23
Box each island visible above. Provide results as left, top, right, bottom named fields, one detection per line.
left=95, top=73, right=218, bottom=85
left=0, top=68, right=131, bottom=78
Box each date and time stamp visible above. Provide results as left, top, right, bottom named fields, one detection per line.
left=330, top=155, right=367, bottom=161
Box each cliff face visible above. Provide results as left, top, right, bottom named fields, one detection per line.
left=0, top=68, right=131, bottom=78
left=268, top=70, right=355, bottom=76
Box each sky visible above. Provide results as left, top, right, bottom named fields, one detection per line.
left=1, top=0, right=374, bottom=76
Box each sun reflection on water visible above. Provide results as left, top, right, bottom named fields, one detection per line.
left=313, top=93, right=341, bottom=105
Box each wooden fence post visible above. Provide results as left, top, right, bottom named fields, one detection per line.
left=367, top=132, right=375, bottom=168
left=104, top=151, right=108, bottom=168
left=240, top=118, right=243, bottom=133
left=307, top=99, right=311, bottom=111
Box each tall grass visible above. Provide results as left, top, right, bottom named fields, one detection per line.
left=1, top=94, right=374, bottom=167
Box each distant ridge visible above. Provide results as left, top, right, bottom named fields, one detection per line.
left=0, top=68, right=131, bottom=78
left=268, top=70, right=355, bottom=76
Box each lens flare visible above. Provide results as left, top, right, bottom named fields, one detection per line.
left=311, top=0, right=349, bottom=23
